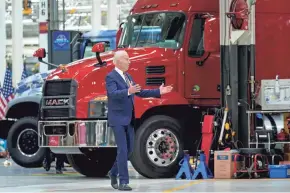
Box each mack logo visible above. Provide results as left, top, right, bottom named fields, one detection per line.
left=45, top=98, right=69, bottom=106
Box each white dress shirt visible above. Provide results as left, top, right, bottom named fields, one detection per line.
left=115, top=67, right=126, bottom=82
left=115, top=67, right=131, bottom=95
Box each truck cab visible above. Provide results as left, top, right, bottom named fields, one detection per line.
left=35, top=0, right=221, bottom=178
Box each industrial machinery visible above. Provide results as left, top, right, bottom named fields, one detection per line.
left=33, top=0, right=290, bottom=178
left=0, top=30, right=116, bottom=168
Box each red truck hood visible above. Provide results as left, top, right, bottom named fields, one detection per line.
left=47, top=47, right=177, bottom=100
left=47, top=47, right=175, bottom=81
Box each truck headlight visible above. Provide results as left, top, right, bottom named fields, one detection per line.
left=88, top=96, right=108, bottom=118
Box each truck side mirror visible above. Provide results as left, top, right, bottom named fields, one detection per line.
left=92, top=42, right=105, bottom=53
left=33, top=48, right=46, bottom=59
left=204, top=17, right=220, bottom=53
left=92, top=42, right=106, bottom=67
left=33, top=48, right=58, bottom=68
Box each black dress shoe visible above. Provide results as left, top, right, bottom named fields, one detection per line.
left=118, top=184, right=132, bottom=191
left=108, top=172, right=118, bottom=189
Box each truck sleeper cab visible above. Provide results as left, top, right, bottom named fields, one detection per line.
left=37, top=0, right=220, bottom=178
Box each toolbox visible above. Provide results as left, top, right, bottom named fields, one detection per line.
left=268, top=165, right=290, bottom=178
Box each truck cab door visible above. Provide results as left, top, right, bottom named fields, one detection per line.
left=184, top=15, right=220, bottom=104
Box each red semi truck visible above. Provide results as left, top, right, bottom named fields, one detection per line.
left=33, top=0, right=290, bottom=178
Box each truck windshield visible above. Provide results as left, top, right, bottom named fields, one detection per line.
left=118, top=12, right=186, bottom=49
left=84, top=41, right=111, bottom=58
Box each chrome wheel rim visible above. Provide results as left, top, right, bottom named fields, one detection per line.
left=17, top=128, right=39, bottom=157
left=146, top=128, right=179, bottom=167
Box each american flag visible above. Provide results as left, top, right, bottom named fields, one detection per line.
left=0, top=87, right=6, bottom=120
left=0, top=67, right=15, bottom=120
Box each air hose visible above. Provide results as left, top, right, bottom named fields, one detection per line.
left=226, top=0, right=249, bottom=29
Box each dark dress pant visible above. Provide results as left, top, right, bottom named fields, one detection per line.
left=110, top=123, right=134, bottom=184
left=45, top=149, right=65, bottom=170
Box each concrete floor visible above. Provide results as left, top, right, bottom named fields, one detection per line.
left=0, top=158, right=290, bottom=192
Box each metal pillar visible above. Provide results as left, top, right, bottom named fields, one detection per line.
left=92, top=0, right=102, bottom=31
left=249, top=1, right=256, bottom=109
left=220, top=0, right=256, bottom=147
left=248, top=0, right=256, bottom=146
left=238, top=45, right=249, bottom=147
left=107, top=0, right=118, bottom=29
left=219, top=0, right=241, bottom=141
left=39, top=0, right=49, bottom=73
left=49, top=0, right=59, bottom=30
left=236, top=0, right=256, bottom=147
left=0, top=0, right=6, bottom=84
left=47, top=0, right=59, bottom=66
left=12, top=0, right=23, bottom=87
left=62, top=0, right=65, bottom=30
left=219, top=0, right=231, bottom=108
left=229, top=44, right=239, bottom=140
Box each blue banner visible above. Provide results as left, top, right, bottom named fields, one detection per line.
left=53, top=31, right=70, bottom=50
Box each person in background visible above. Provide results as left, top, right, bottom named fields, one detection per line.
left=43, top=148, right=66, bottom=174
left=105, top=50, right=173, bottom=191
left=0, top=138, right=12, bottom=167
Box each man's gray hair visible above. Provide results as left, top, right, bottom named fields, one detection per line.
left=113, top=50, right=127, bottom=64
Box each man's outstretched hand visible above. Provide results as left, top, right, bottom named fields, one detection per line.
left=128, top=81, right=141, bottom=94
left=159, top=83, right=173, bottom=95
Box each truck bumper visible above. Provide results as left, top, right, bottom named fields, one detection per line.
left=38, top=120, right=116, bottom=149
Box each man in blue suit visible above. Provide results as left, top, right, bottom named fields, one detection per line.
left=106, top=50, right=173, bottom=191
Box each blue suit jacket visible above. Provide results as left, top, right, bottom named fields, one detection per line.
left=105, top=69, right=161, bottom=126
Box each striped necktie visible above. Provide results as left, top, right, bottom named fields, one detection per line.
left=123, top=73, right=130, bottom=87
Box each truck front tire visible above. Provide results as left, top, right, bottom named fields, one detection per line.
left=130, top=115, right=184, bottom=178
left=67, top=148, right=116, bottom=177
left=7, top=117, right=46, bottom=168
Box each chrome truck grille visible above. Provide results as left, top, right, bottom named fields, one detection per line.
left=38, top=120, right=116, bottom=147
left=38, top=79, right=114, bottom=149
left=40, top=79, right=77, bottom=120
